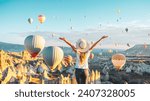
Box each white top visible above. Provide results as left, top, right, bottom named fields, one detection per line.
left=75, top=50, right=91, bottom=69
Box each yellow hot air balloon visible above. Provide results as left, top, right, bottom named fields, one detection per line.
left=24, top=35, right=45, bottom=58
left=38, top=15, right=46, bottom=24
left=64, top=55, right=73, bottom=63
left=43, top=46, right=64, bottom=71
left=111, top=53, right=126, bottom=70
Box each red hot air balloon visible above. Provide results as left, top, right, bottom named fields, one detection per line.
left=38, top=15, right=46, bottom=24
left=90, top=53, right=94, bottom=59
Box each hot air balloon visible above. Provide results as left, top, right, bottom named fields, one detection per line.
left=52, top=34, right=54, bottom=38
left=127, top=43, right=130, bottom=47
left=90, top=53, right=94, bottom=59
left=99, top=24, right=102, bottom=27
left=111, top=53, right=126, bottom=71
left=28, top=18, right=33, bottom=24
left=116, top=19, right=119, bottom=22
left=108, top=49, right=113, bottom=53
left=125, top=28, right=128, bottom=32
left=117, top=9, right=121, bottom=15
left=43, top=46, right=64, bottom=71
left=91, top=41, right=94, bottom=45
left=64, top=55, right=73, bottom=63
left=51, top=33, right=61, bottom=38
left=36, top=26, right=39, bottom=30
left=37, top=65, right=44, bottom=74
left=69, top=18, right=72, bottom=22
left=24, top=35, right=45, bottom=58
left=144, top=43, right=147, bottom=49
left=38, top=15, right=46, bottom=24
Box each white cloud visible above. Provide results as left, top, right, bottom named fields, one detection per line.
left=3, top=20, right=150, bottom=49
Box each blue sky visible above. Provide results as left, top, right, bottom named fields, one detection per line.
left=0, top=0, right=150, bottom=49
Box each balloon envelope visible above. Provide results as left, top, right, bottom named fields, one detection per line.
left=144, top=43, right=147, bottom=49
left=108, top=49, right=113, bottom=53
left=127, top=43, right=130, bottom=47
left=38, top=15, right=46, bottom=24
left=111, top=54, right=126, bottom=70
left=24, top=35, right=45, bottom=57
left=64, top=55, right=73, bottom=63
left=117, top=9, right=121, bottom=14
left=43, top=46, right=64, bottom=70
left=37, top=66, right=44, bottom=74
left=90, top=53, right=94, bottom=59
left=125, top=28, right=128, bottom=32
left=28, top=18, right=33, bottom=24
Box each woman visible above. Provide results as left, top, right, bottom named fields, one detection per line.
left=59, top=35, right=108, bottom=84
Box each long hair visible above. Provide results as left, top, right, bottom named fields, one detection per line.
left=79, top=52, right=87, bottom=65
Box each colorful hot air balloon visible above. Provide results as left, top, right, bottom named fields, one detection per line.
left=38, top=15, right=46, bottom=24
left=111, top=53, right=126, bottom=71
left=43, top=46, right=64, bottom=71
left=24, top=35, right=45, bottom=58
left=28, top=18, right=33, bottom=24
left=90, top=53, right=94, bottom=59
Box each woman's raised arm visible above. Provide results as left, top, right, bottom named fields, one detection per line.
left=59, top=37, right=77, bottom=53
left=89, top=35, right=108, bottom=51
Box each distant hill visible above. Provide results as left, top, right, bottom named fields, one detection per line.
left=0, top=42, right=24, bottom=52
left=125, top=44, right=150, bottom=56
left=0, top=41, right=123, bottom=56
left=0, top=42, right=77, bottom=55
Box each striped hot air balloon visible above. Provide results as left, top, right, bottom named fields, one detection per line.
left=111, top=53, right=126, bottom=71
left=38, top=15, right=46, bottom=24
left=24, top=35, right=45, bottom=58
left=43, top=46, right=64, bottom=71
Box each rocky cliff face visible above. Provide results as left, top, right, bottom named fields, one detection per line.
left=125, top=44, right=150, bottom=56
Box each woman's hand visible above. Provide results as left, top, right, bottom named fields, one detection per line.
left=59, top=37, right=66, bottom=41
left=101, top=35, right=108, bottom=39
